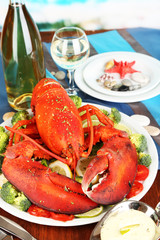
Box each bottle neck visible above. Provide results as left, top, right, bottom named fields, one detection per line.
left=10, top=0, right=24, bottom=4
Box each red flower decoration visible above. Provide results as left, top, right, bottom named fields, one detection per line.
left=105, top=60, right=138, bottom=79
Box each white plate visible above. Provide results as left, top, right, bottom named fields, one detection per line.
left=0, top=103, right=158, bottom=226
left=75, top=52, right=160, bottom=102
left=83, top=52, right=160, bottom=96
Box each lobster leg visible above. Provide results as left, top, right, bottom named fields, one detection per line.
left=6, top=126, right=71, bottom=164
left=9, top=118, right=37, bottom=146
left=78, top=104, right=115, bottom=158
left=79, top=104, right=114, bottom=127
left=82, top=135, right=138, bottom=205
left=83, top=123, right=129, bottom=154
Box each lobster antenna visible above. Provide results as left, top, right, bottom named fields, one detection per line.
left=85, top=107, right=94, bottom=156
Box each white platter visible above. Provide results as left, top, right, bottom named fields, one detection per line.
left=0, top=103, right=158, bottom=226
left=75, top=52, right=160, bottom=102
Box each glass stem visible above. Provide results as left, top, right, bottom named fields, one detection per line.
left=68, top=70, right=75, bottom=90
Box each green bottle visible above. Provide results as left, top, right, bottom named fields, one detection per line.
left=1, top=0, right=46, bottom=110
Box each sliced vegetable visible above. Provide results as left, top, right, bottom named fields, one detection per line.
left=126, top=181, right=143, bottom=199
left=49, top=160, right=73, bottom=178
left=75, top=206, right=103, bottom=218
left=50, top=212, right=74, bottom=222
left=120, top=224, right=140, bottom=235
left=28, top=204, right=74, bottom=221
left=27, top=204, right=51, bottom=218
left=135, top=165, right=149, bottom=181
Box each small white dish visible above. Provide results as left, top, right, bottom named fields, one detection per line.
left=82, top=52, right=160, bottom=96
left=90, top=200, right=160, bottom=240
left=75, top=52, right=160, bottom=102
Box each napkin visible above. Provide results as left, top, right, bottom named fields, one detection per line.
left=128, top=27, right=160, bottom=60
left=87, top=30, right=135, bottom=53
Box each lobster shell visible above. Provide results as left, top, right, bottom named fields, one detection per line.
left=31, top=78, right=84, bottom=165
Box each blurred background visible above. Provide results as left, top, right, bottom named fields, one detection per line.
left=0, top=0, right=160, bottom=31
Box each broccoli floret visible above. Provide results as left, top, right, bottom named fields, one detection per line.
left=11, top=110, right=30, bottom=126
left=69, top=96, right=82, bottom=108
left=1, top=181, right=18, bottom=204
left=41, top=159, right=49, bottom=167
left=109, top=107, right=121, bottom=124
left=129, top=133, right=147, bottom=153
left=14, top=192, right=31, bottom=211
left=0, top=126, right=5, bottom=132
left=1, top=181, right=31, bottom=211
left=138, top=152, right=152, bottom=167
left=100, top=109, right=109, bottom=116
left=0, top=155, right=4, bottom=173
left=0, top=126, right=9, bottom=153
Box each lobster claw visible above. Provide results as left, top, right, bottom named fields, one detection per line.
left=82, top=136, right=138, bottom=205
left=2, top=141, right=98, bottom=215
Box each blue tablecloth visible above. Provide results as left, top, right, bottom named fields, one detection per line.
left=0, top=27, right=160, bottom=168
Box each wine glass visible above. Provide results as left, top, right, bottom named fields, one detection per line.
left=50, top=27, right=90, bottom=96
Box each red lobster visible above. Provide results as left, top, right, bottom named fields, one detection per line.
left=2, top=78, right=138, bottom=215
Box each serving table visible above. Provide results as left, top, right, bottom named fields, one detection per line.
left=0, top=29, right=160, bottom=240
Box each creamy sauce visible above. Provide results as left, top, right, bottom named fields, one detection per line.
left=101, top=209, right=160, bottom=240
